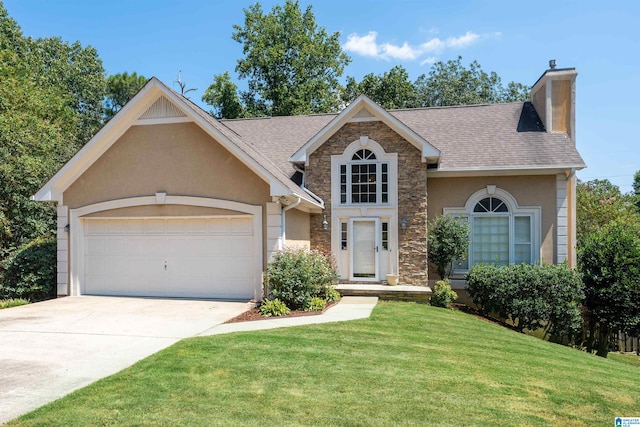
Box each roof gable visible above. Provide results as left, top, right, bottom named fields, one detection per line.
left=289, top=95, right=440, bottom=165
left=34, top=78, right=323, bottom=210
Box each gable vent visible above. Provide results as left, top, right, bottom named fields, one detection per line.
left=139, top=96, right=187, bottom=120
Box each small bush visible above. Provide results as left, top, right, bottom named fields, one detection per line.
left=305, top=297, right=327, bottom=312
left=267, top=248, right=338, bottom=310
left=325, top=287, right=342, bottom=303
left=428, top=215, right=470, bottom=279
left=0, top=298, right=29, bottom=309
left=466, top=263, right=584, bottom=337
left=1, top=237, right=57, bottom=302
left=430, top=279, right=458, bottom=308
left=259, top=299, right=291, bottom=317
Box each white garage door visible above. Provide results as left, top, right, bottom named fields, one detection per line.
left=82, top=217, right=256, bottom=299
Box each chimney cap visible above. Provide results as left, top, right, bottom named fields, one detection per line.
left=549, top=59, right=557, bottom=69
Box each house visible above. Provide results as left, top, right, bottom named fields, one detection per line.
left=34, top=64, right=585, bottom=300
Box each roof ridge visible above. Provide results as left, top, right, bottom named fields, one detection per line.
left=390, top=101, right=525, bottom=113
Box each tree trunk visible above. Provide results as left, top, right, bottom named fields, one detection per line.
left=596, top=325, right=610, bottom=358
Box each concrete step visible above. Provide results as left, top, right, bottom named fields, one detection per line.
left=335, top=284, right=432, bottom=303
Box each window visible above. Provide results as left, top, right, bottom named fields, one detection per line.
left=445, top=189, right=539, bottom=271
left=339, top=149, right=389, bottom=205
left=381, top=222, right=389, bottom=250
left=341, top=222, right=348, bottom=250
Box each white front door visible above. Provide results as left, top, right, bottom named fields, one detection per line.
left=350, top=218, right=379, bottom=281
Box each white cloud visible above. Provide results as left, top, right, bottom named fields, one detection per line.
left=343, top=30, right=484, bottom=65
left=446, top=31, right=480, bottom=48
left=343, top=32, right=380, bottom=57
left=420, top=38, right=446, bottom=53
left=420, top=56, right=437, bottom=66
left=380, top=42, right=421, bottom=60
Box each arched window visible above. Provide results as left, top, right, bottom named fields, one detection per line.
left=339, top=148, right=389, bottom=204
left=445, top=189, right=540, bottom=270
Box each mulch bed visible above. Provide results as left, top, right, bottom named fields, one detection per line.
left=225, top=300, right=338, bottom=324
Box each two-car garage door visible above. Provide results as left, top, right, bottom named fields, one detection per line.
left=82, top=217, right=256, bottom=299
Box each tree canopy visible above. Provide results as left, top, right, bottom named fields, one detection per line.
left=576, top=179, right=639, bottom=247
left=342, top=65, right=417, bottom=110
left=203, top=0, right=350, bottom=118
left=343, top=58, right=530, bottom=109
left=104, top=72, right=148, bottom=120
left=0, top=4, right=105, bottom=258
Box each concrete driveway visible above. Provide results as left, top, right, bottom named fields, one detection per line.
left=0, top=296, right=252, bottom=424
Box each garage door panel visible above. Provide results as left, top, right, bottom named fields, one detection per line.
left=86, top=256, right=106, bottom=275
left=231, top=218, right=252, bottom=234
left=82, top=217, right=256, bottom=299
left=86, top=237, right=106, bottom=255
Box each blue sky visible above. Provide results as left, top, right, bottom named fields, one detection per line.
left=3, top=0, right=638, bottom=193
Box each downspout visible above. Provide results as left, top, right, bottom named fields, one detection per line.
left=567, top=167, right=577, bottom=268
left=280, top=196, right=301, bottom=250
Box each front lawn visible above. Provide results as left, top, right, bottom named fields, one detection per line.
left=9, top=302, right=640, bottom=426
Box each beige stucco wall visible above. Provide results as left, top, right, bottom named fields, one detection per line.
left=427, top=175, right=557, bottom=265
left=64, top=122, right=272, bottom=266
left=64, top=123, right=270, bottom=209
left=285, top=208, right=310, bottom=249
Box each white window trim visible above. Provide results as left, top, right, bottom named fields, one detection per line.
left=330, top=138, right=398, bottom=280
left=331, top=138, right=398, bottom=208
left=444, top=187, right=541, bottom=272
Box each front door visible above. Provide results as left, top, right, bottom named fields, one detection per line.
left=350, top=218, right=379, bottom=281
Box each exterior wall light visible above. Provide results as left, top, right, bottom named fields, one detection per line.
left=401, top=216, right=407, bottom=232
left=64, top=224, right=70, bottom=233
left=322, top=214, right=329, bottom=231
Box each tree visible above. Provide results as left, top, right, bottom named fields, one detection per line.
left=0, top=4, right=102, bottom=259
left=576, top=179, right=639, bottom=247
left=633, top=170, right=640, bottom=211
left=413, top=56, right=529, bottom=107
left=427, top=215, right=470, bottom=279
left=578, top=222, right=640, bottom=357
left=342, top=65, right=417, bottom=109
left=202, top=71, right=245, bottom=119
left=104, top=72, right=147, bottom=120
left=26, top=36, right=106, bottom=147
left=229, top=0, right=350, bottom=116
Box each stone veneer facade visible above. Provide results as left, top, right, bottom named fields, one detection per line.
left=305, top=122, right=428, bottom=285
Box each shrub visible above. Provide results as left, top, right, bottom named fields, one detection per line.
left=579, top=221, right=640, bottom=357
left=304, top=297, right=327, bottom=312
left=0, top=298, right=29, bottom=309
left=466, top=263, right=584, bottom=337
left=1, top=237, right=57, bottom=302
left=427, top=215, right=470, bottom=279
left=259, top=298, right=291, bottom=317
left=325, top=287, right=341, bottom=303
left=430, top=279, right=458, bottom=308
left=267, top=248, right=338, bottom=310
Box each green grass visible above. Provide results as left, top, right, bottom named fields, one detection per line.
left=0, top=298, right=29, bottom=309
left=9, top=302, right=640, bottom=426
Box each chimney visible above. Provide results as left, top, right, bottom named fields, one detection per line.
left=530, top=60, right=578, bottom=141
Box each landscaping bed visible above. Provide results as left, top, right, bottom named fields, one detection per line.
left=225, top=300, right=338, bottom=323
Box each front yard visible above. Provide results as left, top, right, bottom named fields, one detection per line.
left=9, top=301, right=640, bottom=426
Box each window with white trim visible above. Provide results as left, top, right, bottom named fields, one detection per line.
left=340, top=149, right=389, bottom=205
left=445, top=189, right=540, bottom=272
left=341, top=222, right=348, bottom=250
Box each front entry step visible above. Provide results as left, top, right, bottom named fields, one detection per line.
left=335, top=284, right=432, bottom=303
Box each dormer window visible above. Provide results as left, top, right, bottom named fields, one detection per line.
left=340, top=148, right=389, bottom=205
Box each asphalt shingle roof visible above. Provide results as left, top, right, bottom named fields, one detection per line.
left=222, top=102, right=585, bottom=175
